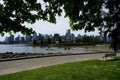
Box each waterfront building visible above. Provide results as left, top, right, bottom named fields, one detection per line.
left=65, top=29, right=71, bottom=40
left=20, top=37, right=25, bottom=42
left=44, top=34, right=49, bottom=39
left=26, top=35, right=32, bottom=42
left=38, top=33, right=42, bottom=40
left=10, top=35, right=14, bottom=42
left=5, top=37, right=10, bottom=43
left=32, top=32, right=37, bottom=41
left=5, top=35, right=14, bottom=43
left=77, top=34, right=82, bottom=39
left=71, top=33, right=76, bottom=41
left=49, top=34, right=53, bottom=39
left=54, top=33, right=60, bottom=38
left=15, top=35, right=20, bottom=42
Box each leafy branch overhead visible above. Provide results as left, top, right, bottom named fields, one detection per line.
left=0, top=0, right=63, bottom=35
left=0, top=0, right=120, bottom=47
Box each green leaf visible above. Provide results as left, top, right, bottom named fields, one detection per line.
left=0, top=33, right=4, bottom=36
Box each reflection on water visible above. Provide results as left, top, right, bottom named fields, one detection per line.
left=0, top=44, right=94, bottom=54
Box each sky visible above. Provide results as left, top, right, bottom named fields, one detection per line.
left=26, top=15, right=99, bottom=36
left=0, top=0, right=100, bottom=41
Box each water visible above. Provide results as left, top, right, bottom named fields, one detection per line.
left=0, top=44, right=95, bottom=54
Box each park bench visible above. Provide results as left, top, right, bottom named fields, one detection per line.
left=103, top=53, right=116, bottom=60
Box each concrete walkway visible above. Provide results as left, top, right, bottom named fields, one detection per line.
left=0, top=53, right=119, bottom=75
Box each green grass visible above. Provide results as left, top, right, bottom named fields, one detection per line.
left=0, top=57, right=120, bottom=80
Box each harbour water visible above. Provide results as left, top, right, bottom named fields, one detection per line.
left=0, top=44, right=95, bottom=54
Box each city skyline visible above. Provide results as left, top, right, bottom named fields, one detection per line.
left=0, top=27, right=99, bottom=41
left=0, top=14, right=99, bottom=41
left=3, top=29, right=102, bottom=43
left=3, top=29, right=105, bottom=44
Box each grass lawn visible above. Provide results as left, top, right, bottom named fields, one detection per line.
left=0, top=57, right=120, bottom=80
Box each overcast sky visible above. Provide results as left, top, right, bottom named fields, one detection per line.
left=26, top=14, right=99, bottom=36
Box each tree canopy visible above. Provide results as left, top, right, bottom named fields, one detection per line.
left=0, top=0, right=63, bottom=35
left=0, top=0, right=120, bottom=48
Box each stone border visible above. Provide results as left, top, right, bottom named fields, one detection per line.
left=0, top=51, right=112, bottom=62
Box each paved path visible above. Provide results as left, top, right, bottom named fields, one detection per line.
left=0, top=53, right=119, bottom=75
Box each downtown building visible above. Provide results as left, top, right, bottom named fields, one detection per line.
left=5, top=35, right=14, bottom=43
